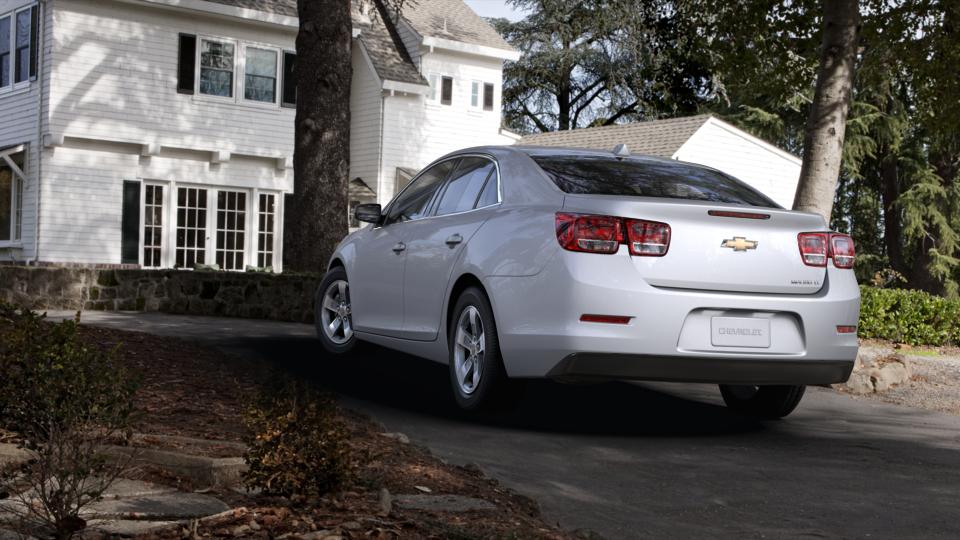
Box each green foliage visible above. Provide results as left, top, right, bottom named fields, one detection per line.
left=858, top=286, right=960, bottom=346
left=0, top=304, right=140, bottom=540
left=243, top=381, right=352, bottom=498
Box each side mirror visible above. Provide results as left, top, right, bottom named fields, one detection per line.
left=355, top=203, right=382, bottom=224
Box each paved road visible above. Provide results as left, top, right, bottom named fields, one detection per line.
left=53, top=311, right=960, bottom=539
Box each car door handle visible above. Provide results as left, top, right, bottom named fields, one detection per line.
left=445, top=234, right=463, bottom=246
left=392, top=242, right=406, bottom=253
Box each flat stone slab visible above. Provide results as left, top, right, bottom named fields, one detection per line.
left=82, top=492, right=229, bottom=520
left=99, top=478, right=177, bottom=499
left=87, top=519, right=184, bottom=536
left=0, top=443, right=30, bottom=465
left=395, top=494, right=496, bottom=513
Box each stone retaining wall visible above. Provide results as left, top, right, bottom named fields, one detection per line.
left=0, top=266, right=322, bottom=323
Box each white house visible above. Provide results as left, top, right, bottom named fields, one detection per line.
left=0, top=0, right=518, bottom=271
left=521, top=115, right=802, bottom=209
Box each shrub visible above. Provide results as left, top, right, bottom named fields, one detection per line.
left=243, top=381, right=352, bottom=498
left=858, top=286, right=960, bottom=346
left=0, top=305, right=139, bottom=539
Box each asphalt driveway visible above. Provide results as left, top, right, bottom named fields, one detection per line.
left=51, top=311, right=960, bottom=539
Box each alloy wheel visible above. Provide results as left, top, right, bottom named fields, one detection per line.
left=320, top=279, right=353, bottom=345
left=453, top=305, right=485, bottom=395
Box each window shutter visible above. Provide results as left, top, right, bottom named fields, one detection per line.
left=121, top=181, right=141, bottom=265
left=29, top=6, right=38, bottom=80
left=177, top=33, right=196, bottom=95
left=440, top=76, right=453, bottom=105
left=281, top=51, right=296, bottom=108
left=483, top=83, right=494, bottom=111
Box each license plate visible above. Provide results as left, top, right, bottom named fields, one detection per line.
left=711, top=317, right=771, bottom=348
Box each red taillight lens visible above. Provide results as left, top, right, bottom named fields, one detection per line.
left=556, top=213, right=671, bottom=256
left=580, top=314, right=632, bottom=324
left=556, top=213, right=622, bottom=254
left=798, top=232, right=856, bottom=269
left=625, top=219, right=671, bottom=256
left=836, top=325, right=857, bottom=334
left=830, top=234, right=856, bottom=269
left=798, top=232, right=829, bottom=267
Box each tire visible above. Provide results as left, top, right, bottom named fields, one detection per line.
left=315, top=266, right=357, bottom=355
left=447, top=287, right=519, bottom=411
left=719, top=384, right=806, bottom=420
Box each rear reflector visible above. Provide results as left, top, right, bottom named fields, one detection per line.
left=798, top=232, right=856, bottom=269
left=708, top=210, right=771, bottom=220
left=556, top=212, right=670, bottom=257
left=836, top=325, right=857, bottom=334
left=580, top=314, right=632, bottom=324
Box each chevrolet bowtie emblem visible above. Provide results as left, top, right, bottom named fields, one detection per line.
left=721, top=236, right=759, bottom=251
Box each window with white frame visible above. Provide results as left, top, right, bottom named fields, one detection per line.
left=244, top=46, right=278, bottom=103
left=0, top=147, right=24, bottom=243
left=215, top=190, right=247, bottom=271
left=142, top=185, right=164, bottom=268
left=257, top=193, right=276, bottom=269
left=199, top=38, right=235, bottom=98
left=175, top=187, right=208, bottom=268
left=470, top=80, right=481, bottom=108
left=1, top=4, right=37, bottom=91
left=427, top=73, right=439, bottom=102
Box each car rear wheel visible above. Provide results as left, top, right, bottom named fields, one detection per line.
left=719, top=384, right=806, bottom=420
left=448, top=287, right=518, bottom=411
left=315, top=267, right=356, bottom=355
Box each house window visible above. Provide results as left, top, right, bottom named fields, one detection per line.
left=199, top=39, right=235, bottom=97
left=215, top=190, right=246, bottom=271
left=0, top=17, right=9, bottom=88
left=257, top=193, right=275, bottom=268
left=175, top=187, right=208, bottom=268
left=13, top=9, right=28, bottom=83
left=440, top=76, right=453, bottom=105
left=143, top=185, right=164, bottom=268
left=0, top=148, right=24, bottom=243
left=244, top=46, right=278, bottom=103
left=483, top=83, right=494, bottom=111
left=470, top=81, right=480, bottom=108
left=0, top=4, right=36, bottom=91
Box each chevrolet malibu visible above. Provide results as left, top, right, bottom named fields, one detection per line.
left=315, top=146, right=860, bottom=418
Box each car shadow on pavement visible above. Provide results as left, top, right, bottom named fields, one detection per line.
left=231, top=335, right=767, bottom=438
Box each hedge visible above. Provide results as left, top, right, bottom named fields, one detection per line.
left=858, top=286, right=960, bottom=346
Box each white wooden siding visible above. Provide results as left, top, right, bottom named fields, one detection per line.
left=378, top=50, right=512, bottom=202
left=674, top=119, right=801, bottom=209
left=349, top=44, right=383, bottom=198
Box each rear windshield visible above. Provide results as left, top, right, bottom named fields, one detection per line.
left=532, top=155, right=780, bottom=208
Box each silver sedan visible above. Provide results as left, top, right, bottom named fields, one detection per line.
left=315, top=146, right=860, bottom=418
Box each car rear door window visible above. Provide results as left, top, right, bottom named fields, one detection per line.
left=435, top=157, right=495, bottom=216
left=532, top=155, right=779, bottom=208
left=385, top=159, right=455, bottom=224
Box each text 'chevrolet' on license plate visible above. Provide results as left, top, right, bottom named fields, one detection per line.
left=710, top=317, right=771, bottom=348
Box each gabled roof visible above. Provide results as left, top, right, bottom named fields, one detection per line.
left=199, top=0, right=425, bottom=86
left=520, top=115, right=713, bottom=158
left=400, top=0, right=513, bottom=52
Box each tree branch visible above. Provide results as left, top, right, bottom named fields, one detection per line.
left=601, top=101, right=639, bottom=126
left=522, top=103, right=552, bottom=133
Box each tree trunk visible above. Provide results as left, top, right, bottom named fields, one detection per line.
left=792, top=0, right=860, bottom=222
left=879, top=146, right=906, bottom=275
left=284, top=0, right=352, bottom=273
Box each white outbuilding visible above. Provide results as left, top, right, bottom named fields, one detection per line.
left=520, top=115, right=802, bottom=209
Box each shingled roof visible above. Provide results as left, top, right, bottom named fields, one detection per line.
left=399, top=0, right=514, bottom=52
left=520, top=115, right=714, bottom=158
left=199, top=0, right=426, bottom=86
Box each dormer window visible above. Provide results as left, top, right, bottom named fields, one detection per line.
left=199, top=39, right=235, bottom=98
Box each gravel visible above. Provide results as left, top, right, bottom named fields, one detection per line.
left=841, top=351, right=960, bottom=416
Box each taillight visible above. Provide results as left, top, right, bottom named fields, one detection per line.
left=830, top=234, right=855, bottom=269
left=798, top=232, right=855, bottom=269
left=556, top=213, right=670, bottom=256
left=625, top=219, right=670, bottom=256
left=556, top=213, right=622, bottom=254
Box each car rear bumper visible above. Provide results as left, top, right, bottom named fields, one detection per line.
left=486, top=248, right=861, bottom=382
left=547, top=353, right=854, bottom=385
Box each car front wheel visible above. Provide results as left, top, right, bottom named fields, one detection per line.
left=448, top=287, right=518, bottom=411
left=315, top=267, right=356, bottom=355
left=719, top=384, right=806, bottom=419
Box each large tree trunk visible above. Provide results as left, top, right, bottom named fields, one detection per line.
left=879, top=145, right=906, bottom=275
left=792, top=0, right=860, bottom=222
left=284, top=0, right=352, bottom=273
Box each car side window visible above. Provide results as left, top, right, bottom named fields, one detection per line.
left=474, top=167, right=499, bottom=209
left=384, top=160, right=456, bottom=225
left=435, top=157, right=495, bottom=216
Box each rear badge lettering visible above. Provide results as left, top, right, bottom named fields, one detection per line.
left=720, top=236, right=758, bottom=251
left=717, top=327, right=764, bottom=336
